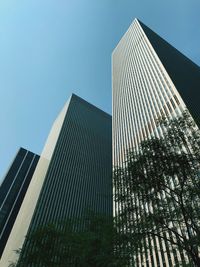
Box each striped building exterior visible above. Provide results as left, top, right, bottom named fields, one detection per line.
left=112, top=19, right=200, bottom=266
left=0, top=94, right=112, bottom=266
left=0, top=148, right=39, bottom=258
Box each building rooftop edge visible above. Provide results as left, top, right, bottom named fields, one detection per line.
left=70, top=93, right=112, bottom=118
left=112, top=18, right=140, bottom=56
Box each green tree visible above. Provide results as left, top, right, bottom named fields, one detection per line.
left=10, top=212, right=128, bottom=267
left=114, top=111, right=200, bottom=266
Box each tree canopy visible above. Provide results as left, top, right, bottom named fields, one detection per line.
left=10, top=211, right=128, bottom=267
left=114, top=111, right=200, bottom=266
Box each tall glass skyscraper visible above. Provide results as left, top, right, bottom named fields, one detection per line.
left=0, top=94, right=112, bottom=266
left=0, top=148, right=39, bottom=258
left=112, top=18, right=200, bottom=266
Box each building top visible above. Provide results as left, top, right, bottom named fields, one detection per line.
left=113, top=18, right=200, bottom=124
left=71, top=93, right=111, bottom=118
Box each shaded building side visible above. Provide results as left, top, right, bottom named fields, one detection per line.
left=0, top=94, right=112, bottom=266
left=0, top=148, right=39, bottom=257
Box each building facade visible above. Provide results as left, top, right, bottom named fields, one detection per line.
left=0, top=94, right=112, bottom=266
left=0, top=148, right=39, bottom=258
left=112, top=18, right=200, bottom=266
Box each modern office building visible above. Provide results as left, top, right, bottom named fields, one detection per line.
left=0, top=94, right=112, bottom=266
left=0, top=148, right=39, bottom=258
left=112, top=18, right=200, bottom=266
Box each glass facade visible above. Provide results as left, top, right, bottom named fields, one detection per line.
left=0, top=94, right=112, bottom=266
left=20, top=94, right=112, bottom=260
left=28, top=94, right=112, bottom=228
left=112, top=18, right=200, bottom=266
left=0, top=148, right=39, bottom=257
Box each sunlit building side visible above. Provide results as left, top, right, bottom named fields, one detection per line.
left=112, top=18, right=200, bottom=266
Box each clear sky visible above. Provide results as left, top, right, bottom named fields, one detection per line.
left=0, top=0, right=200, bottom=182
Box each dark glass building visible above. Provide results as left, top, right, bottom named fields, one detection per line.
left=1, top=94, right=112, bottom=266
left=27, top=94, right=112, bottom=229
left=0, top=148, right=39, bottom=258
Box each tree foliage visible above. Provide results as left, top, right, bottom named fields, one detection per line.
left=114, top=111, right=200, bottom=266
left=10, top=211, right=128, bottom=267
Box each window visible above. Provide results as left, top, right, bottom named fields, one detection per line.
left=166, top=101, right=172, bottom=112
left=170, top=98, right=176, bottom=109
left=174, top=94, right=180, bottom=105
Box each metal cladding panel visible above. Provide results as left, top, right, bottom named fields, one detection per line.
left=0, top=148, right=39, bottom=257
left=113, top=18, right=186, bottom=166
left=25, top=94, right=112, bottom=231
left=112, top=18, right=196, bottom=267
left=139, top=20, right=200, bottom=125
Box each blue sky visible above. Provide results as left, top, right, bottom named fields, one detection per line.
left=0, top=0, right=200, bottom=181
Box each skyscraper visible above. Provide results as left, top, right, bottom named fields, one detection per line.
left=0, top=148, right=39, bottom=258
left=112, top=18, right=200, bottom=266
left=0, top=94, right=112, bottom=266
